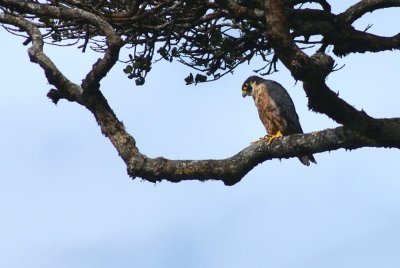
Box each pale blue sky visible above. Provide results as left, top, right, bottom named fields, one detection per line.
left=1, top=2, right=400, bottom=268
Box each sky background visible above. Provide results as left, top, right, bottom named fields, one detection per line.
left=1, top=2, right=400, bottom=268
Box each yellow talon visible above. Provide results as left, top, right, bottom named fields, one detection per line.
left=250, top=130, right=283, bottom=145
left=266, top=130, right=283, bottom=145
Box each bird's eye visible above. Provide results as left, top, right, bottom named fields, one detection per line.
left=243, top=84, right=248, bottom=91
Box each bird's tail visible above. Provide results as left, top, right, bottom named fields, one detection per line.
left=298, top=155, right=317, bottom=166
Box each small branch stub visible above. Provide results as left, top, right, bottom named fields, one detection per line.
left=291, top=52, right=335, bottom=81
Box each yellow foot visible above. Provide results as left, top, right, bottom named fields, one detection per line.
left=266, top=130, right=283, bottom=145
left=250, top=131, right=283, bottom=145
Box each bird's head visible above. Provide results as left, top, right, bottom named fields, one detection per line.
left=241, top=75, right=264, bottom=98
left=241, top=82, right=253, bottom=98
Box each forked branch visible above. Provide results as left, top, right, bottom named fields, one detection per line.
left=1, top=0, right=400, bottom=185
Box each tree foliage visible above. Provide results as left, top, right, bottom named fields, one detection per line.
left=1, top=0, right=400, bottom=185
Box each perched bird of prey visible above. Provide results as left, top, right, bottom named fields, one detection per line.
left=242, top=75, right=316, bottom=166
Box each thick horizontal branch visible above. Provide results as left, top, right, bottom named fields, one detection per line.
left=78, top=86, right=400, bottom=186
left=127, top=123, right=400, bottom=186
left=289, top=8, right=400, bottom=56
left=330, top=30, right=400, bottom=57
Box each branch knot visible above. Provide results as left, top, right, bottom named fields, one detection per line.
left=291, top=52, right=334, bottom=81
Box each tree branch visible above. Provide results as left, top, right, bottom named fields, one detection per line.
left=215, top=0, right=263, bottom=19
left=74, top=82, right=400, bottom=186
left=80, top=24, right=123, bottom=91
left=261, top=1, right=390, bottom=140
left=125, top=122, right=400, bottom=186
left=2, top=1, right=400, bottom=186
left=0, top=0, right=124, bottom=92
left=288, top=0, right=331, bottom=11
left=0, top=13, right=82, bottom=102
left=330, top=30, right=400, bottom=57
left=340, top=0, right=400, bottom=24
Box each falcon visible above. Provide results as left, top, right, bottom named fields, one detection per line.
left=241, top=75, right=317, bottom=166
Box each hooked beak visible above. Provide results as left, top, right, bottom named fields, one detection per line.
left=242, top=90, right=248, bottom=98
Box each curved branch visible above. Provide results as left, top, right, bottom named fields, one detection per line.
left=288, top=0, right=331, bottom=11
left=301, top=70, right=379, bottom=135
left=80, top=26, right=123, bottom=91
left=80, top=85, right=400, bottom=186
left=0, top=0, right=112, bottom=31
left=289, top=8, right=400, bottom=56
left=0, top=0, right=124, bottom=91
left=0, top=13, right=82, bottom=102
left=341, top=0, right=400, bottom=24
left=2, top=1, right=400, bottom=187
left=330, top=29, right=400, bottom=57
left=261, top=1, right=394, bottom=141
left=128, top=126, right=391, bottom=186
left=127, top=120, right=400, bottom=185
